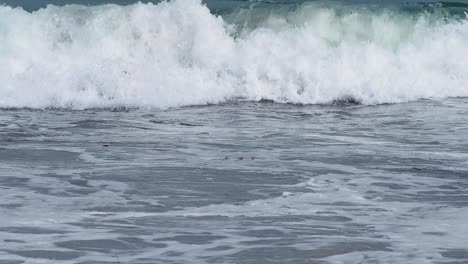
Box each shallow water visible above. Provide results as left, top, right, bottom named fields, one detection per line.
left=1, top=0, right=468, bottom=262
left=1, top=99, right=468, bottom=263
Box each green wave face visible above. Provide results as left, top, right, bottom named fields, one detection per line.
left=2, top=0, right=468, bottom=14
left=222, top=1, right=467, bottom=48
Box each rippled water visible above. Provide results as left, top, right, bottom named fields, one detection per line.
left=1, top=99, right=468, bottom=263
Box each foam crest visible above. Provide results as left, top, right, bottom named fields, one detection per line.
left=0, top=0, right=467, bottom=109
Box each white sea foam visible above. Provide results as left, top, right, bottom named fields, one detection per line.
left=0, top=0, right=467, bottom=109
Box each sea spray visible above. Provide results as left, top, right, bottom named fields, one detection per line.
left=0, top=0, right=467, bottom=109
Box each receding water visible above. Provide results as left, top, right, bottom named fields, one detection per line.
left=1, top=99, right=468, bottom=263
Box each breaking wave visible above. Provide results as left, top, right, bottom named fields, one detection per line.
left=0, top=0, right=467, bottom=109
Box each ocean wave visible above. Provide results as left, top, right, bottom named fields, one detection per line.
left=0, top=0, right=467, bottom=109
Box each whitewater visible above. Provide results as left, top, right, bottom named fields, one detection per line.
left=1, top=0, right=467, bottom=109
left=1, top=1, right=468, bottom=264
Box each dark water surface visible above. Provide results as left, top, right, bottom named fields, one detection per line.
left=1, top=99, right=468, bottom=263
left=2, top=0, right=468, bottom=14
